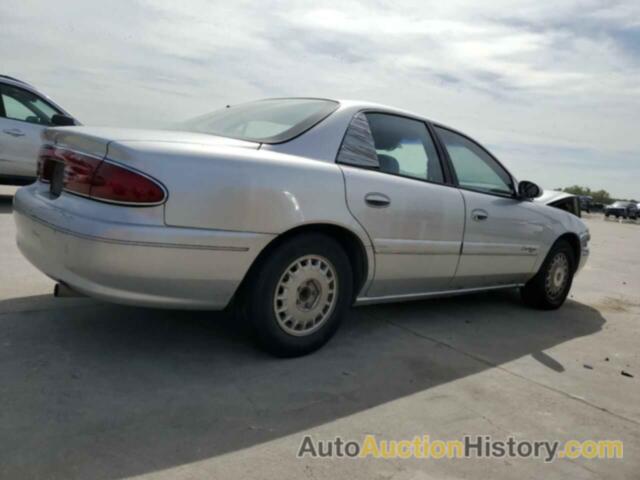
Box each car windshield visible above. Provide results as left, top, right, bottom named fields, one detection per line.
left=178, top=98, right=339, bottom=143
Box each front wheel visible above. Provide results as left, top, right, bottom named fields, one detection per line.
left=521, top=240, right=575, bottom=310
left=241, top=233, right=353, bottom=357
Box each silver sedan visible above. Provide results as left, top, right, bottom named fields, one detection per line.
left=0, top=75, right=78, bottom=185
left=13, top=98, right=590, bottom=356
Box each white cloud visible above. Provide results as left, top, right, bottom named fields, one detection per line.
left=0, top=0, right=638, bottom=197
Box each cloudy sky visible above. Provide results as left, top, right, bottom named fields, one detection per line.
left=1, top=0, right=638, bottom=198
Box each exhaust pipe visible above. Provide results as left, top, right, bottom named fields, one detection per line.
left=54, top=283, right=85, bottom=298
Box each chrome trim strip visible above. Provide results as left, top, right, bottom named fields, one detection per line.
left=462, top=242, right=539, bottom=256
left=23, top=211, right=250, bottom=252
left=354, top=283, right=523, bottom=306
left=375, top=238, right=461, bottom=255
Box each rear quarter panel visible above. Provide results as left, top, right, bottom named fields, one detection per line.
left=107, top=141, right=371, bottom=240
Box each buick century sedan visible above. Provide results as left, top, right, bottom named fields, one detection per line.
left=14, top=98, right=590, bottom=356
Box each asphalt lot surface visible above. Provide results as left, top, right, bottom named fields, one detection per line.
left=1, top=185, right=638, bottom=479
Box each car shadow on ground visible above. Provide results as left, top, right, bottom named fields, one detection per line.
left=0, top=194, right=12, bottom=214
left=0, top=290, right=605, bottom=479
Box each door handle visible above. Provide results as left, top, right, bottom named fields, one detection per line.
left=365, top=192, right=391, bottom=208
left=472, top=209, right=488, bottom=221
left=3, top=128, right=25, bottom=137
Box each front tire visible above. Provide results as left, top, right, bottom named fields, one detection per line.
left=521, top=240, right=575, bottom=310
left=241, top=233, right=353, bottom=357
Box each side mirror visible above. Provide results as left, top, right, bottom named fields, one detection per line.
left=50, top=114, right=77, bottom=127
left=517, top=180, right=542, bottom=199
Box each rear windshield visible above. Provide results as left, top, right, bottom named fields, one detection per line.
left=179, top=99, right=339, bottom=144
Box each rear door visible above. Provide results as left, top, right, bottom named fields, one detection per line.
left=434, top=125, right=545, bottom=288
left=0, top=84, right=60, bottom=179
left=339, top=112, right=465, bottom=298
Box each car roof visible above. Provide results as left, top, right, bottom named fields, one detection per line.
left=0, top=75, right=37, bottom=90
left=247, top=97, right=440, bottom=125
left=332, top=98, right=481, bottom=138
left=335, top=98, right=436, bottom=122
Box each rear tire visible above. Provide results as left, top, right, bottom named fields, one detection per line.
left=241, top=233, right=353, bottom=357
left=521, top=240, right=575, bottom=310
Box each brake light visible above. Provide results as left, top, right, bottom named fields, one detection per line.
left=91, top=162, right=166, bottom=204
left=37, top=145, right=57, bottom=182
left=58, top=149, right=101, bottom=196
left=37, top=146, right=166, bottom=205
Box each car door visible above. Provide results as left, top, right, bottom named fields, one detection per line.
left=0, top=84, right=60, bottom=179
left=338, top=112, right=465, bottom=298
left=434, top=125, right=546, bottom=288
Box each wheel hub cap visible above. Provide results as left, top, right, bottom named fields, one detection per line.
left=273, top=255, right=338, bottom=336
left=296, top=279, right=321, bottom=311
left=545, top=252, right=569, bottom=299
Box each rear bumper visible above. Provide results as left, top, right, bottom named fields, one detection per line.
left=13, top=186, right=274, bottom=309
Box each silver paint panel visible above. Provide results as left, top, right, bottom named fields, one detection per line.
left=451, top=190, right=544, bottom=287
left=340, top=165, right=465, bottom=296
left=13, top=184, right=273, bottom=309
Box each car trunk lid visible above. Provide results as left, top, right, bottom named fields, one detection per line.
left=43, top=126, right=260, bottom=159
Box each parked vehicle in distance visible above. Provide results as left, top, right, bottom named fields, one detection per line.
left=537, top=190, right=581, bottom=217
left=590, top=202, right=605, bottom=213
left=14, top=98, right=590, bottom=356
left=604, top=201, right=638, bottom=220
left=579, top=195, right=593, bottom=213
left=0, top=75, right=78, bottom=185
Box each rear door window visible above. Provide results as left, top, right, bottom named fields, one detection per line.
left=337, top=112, right=444, bottom=184
left=367, top=113, right=444, bottom=183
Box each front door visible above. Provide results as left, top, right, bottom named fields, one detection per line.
left=434, top=126, right=545, bottom=288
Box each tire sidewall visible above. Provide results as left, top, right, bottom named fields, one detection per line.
left=540, top=241, right=575, bottom=308
left=245, top=233, right=353, bottom=356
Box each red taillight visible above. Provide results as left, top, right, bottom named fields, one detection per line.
left=37, top=145, right=166, bottom=205
left=59, top=149, right=101, bottom=196
left=91, top=162, right=166, bottom=204
left=37, top=145, right=57, bottom=182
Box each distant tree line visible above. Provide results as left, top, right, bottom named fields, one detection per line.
left=556, top=185, right=637, bottom=204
